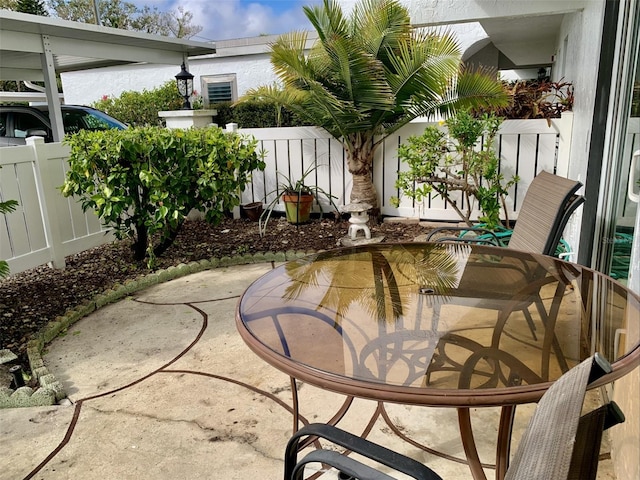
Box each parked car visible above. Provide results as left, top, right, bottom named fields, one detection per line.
left=0, top=104, right=127, bottom=146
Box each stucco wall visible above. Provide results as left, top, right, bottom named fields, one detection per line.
left=557, top=3, right=606, bottom=183
left=60, top=53, right=278, bottom=107
left=61, top=63, right=178, bottom=105
left=60, top=22, right=486, bottom=107
left=546, top=3, right=605, bottom=262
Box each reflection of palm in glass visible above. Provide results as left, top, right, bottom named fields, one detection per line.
left=282, top=243, right=469, bottom=325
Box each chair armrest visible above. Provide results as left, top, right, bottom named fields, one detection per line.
left=291, top=450, right=398, bottom=480
left=285, top=423, right=443, bottom=480
left=589, top=352, right=612, bottom=384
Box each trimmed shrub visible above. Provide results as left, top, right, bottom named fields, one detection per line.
left=213, top=100, right=310, bottom=128
left=62, top=126, right=265, bottom=265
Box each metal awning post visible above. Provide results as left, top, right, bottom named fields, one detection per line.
left=40, top=34, right=64, bottom=142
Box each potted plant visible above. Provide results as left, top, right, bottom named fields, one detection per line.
left=240, top=201, right=264, bottom=221
left=259, top=164, right=338, bottom=236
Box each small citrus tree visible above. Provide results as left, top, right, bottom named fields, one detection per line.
left=393, top=110, right=518, bottom=228
left=62, top=126, right=264, bottom=265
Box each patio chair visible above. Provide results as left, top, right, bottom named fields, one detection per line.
left=283, top=353, right=624, bottom=480
left=422, top=172, right=585, bottom=380
left=425, top=170, right=585, bottom=257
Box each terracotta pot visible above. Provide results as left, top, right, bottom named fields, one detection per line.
left=282, top=193, right=314, bottom=224
left=241, top=202, right=263, bottom=221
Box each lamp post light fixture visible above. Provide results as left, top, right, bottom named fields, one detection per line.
left=175, top=62, right=194, bottom=110
left=537, top=67, right=548, bottom=81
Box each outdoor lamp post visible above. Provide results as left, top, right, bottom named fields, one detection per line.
left=175, top=62, right=194, bottom=109
left=537, top=67, right=548, bottom=81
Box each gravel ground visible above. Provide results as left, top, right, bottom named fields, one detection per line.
left=0, top=215, right=432, bottom=371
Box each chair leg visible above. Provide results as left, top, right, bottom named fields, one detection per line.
left=567, top=406, right=605, bottom=480
left=522, top=308, right=538, bottom=341
left=567, top=400, right=625, bottom=480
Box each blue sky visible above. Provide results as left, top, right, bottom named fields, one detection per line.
left=135, top=0, right=325, bottom=42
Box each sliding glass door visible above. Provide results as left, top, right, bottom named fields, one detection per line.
left=595, top=0, right=640, bottom=285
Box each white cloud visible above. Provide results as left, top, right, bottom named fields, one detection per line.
left=162, top=0, right=316, bottom=41
left=135, top=0, right=419, bottom=42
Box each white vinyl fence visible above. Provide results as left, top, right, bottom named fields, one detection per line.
left=1, top=114, right=577, bottom=276
left=0, top=137, right=113, bottom=275
left=239, top=113, right=575, bottom=221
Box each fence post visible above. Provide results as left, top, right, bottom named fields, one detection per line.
left=224, top=123, right=242, bottom=219
left=28, top=137, right=66, bottom=269
left=552, top=112, right=574, bottom=177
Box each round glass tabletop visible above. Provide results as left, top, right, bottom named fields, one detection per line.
left=236, top=243, right=640, bottom=406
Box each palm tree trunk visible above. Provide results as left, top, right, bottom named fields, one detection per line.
left=346, top=134, right=379, bottom=216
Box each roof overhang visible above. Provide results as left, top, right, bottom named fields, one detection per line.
left=0, top=10, right=216, bottom=81
left=478, top=14, right=564, bottom=66
left=408, top=0, right=584, bottom=68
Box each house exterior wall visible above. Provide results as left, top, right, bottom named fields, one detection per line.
left=408, top=0, right=589, bottom=25
left=548, top=3, right=607, bottom=260
left=60, top=24, right=486, bottom=107
left=60, top=50, right=278, bottom=107
left=556, top=3, right=606, bottom=183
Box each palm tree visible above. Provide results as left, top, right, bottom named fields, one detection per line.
left=241, top=0, right=509, bottom=214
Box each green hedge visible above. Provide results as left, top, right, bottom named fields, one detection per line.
left=92, top=81, right=183, bottom=127
left=212, top=101, right=311, bottom=128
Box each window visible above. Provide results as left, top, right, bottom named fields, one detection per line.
left=0, top=112, right=7, bottom=137
left=13, top=112, right=48, bottom=138
left=201, top=74, right=237, bottom=106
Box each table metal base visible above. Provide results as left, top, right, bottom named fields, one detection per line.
left=290, top=377, right=519, bottom=480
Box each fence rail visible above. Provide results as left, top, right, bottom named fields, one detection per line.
left=1, top=114, right=577, bottom=276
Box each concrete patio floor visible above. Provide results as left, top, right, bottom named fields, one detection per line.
left=1, top=263, right=616, bottom=479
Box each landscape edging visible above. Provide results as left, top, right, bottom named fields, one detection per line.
left=1, top=250, right=314, bottom=409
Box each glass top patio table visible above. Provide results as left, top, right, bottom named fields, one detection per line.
left=236, top=243, right=640, bottom=407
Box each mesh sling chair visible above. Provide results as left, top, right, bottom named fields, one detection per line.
left=422, top=172, right=585, bottom=380
left=283, top=353, right=624, bottom=480
left=425, top=170, right=585, bottom=257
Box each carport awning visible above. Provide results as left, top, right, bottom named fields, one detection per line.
left=0, top=10, right=216, bottom=81
left=0, top=10, right=216, bottom=141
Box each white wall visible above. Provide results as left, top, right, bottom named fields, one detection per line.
left=61, top=47, right=278, bottom=106
left=61, top=62, right=179, bottom=105
left=408, top=0, right=590, bottom=26
left=61, top=22, right=487, bottom=107
left=556, top=3, right=606, bottom=184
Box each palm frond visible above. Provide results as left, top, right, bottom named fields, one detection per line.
left=0, top=260, right=9, bottom=278
left=237, top=84, right=302, bottom=105
left=270, top=31, right=316, bottom=86
left=436, top=65, right=511, bottom=117
left=370, top=31, right=461, bottom=133
left=304, top=0, right=350, bottom=44
left=352, top=0, right=411, bottom=58
left=316, top=35, right=395, bottom=111
left=0, top=199, right=18, bottom=215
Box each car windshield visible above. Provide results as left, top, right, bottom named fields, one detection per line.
left=62, top=109, right=125, bottom=134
